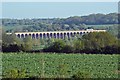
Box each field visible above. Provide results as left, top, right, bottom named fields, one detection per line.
left=2, top=53, right=119, bottom=78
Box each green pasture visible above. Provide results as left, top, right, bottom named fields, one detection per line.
left=2, top=53, right=119, bottom=78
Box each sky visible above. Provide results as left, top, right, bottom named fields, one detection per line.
left=1, top=2, right=118, bottom=19
left=1, top=0, right=120, bottom=2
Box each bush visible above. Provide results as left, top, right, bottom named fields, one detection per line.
left=6, top=69, right=27, bottom=78
left=2, top=44, right=21, bottom=52
left=71, top=71, right=91, bottom=79
left=62, top=45, right=74, bottom=53
left=57, top=64, right=70, bottom=78
left=43, top=39, right=65, bottom=53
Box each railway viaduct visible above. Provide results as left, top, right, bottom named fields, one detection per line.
left=7, top=29, right=106, bottom=39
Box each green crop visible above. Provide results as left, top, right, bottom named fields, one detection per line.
left=1, top=53, right=119, bottom=78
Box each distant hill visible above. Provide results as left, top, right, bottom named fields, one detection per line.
left=1, top=13, right=119, bottom=32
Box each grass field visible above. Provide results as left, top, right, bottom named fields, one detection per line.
left=2, top=53, right=119, bottom=78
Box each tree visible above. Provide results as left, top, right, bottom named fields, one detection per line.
left=82, top=32, right=118, bottom=53
left=51, top=39, right=65, bottom=52
left=2, top=13, right=118, bottom=33
left=2, top=32, right=22, bottom=52
left=73, top=39, right=84, bottom=53
left=2, top=32, right=21, bottom=45
left=44, top=39, right=65, bottom=52
left=22, top=36, right=33, bottom=51
left=62, top=44, right=74, bottom=53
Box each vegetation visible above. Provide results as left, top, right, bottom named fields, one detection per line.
left=1, top=13, right=120, bottom=79
left=44, top=32, right=120, bottom=54
left=2, top=32, right=33, bottom=52
left=2, top=31, right=120, bottom=54
left=72, top=71, right=91, bottom=79
left=2, top=13, right=118, bottom=35
left=22, top=36, right=33, bottom=51
left=2, top=13, right=120, bottom=53
left=2, top=53, right=119, bottom=78
left=6, top=69, right=27, bottom=78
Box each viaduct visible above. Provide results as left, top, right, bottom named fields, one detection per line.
left=7, top=29, right=106, bottom=39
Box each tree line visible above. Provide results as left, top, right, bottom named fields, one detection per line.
left=2, top=13, right=118, bottom=33
left=43, top=32, right=120, bottom=54
left=2, top=31, right=120, bottom=54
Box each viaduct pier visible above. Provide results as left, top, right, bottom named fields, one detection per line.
left=7, top=29, right=106, bottom=39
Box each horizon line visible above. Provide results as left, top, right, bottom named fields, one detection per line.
left=1, top=12, right=118, bottom=19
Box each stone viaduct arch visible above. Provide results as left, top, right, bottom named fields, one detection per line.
left=7, top=29, right=106, bottom=39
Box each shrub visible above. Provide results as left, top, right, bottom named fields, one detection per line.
left=62, top=45, right=74, bottom=53
left=43, top=39, right=65, bottom=53
left=57, top=64, right=70, bottom=78
left=2, top=44, right=21, bottom=52
left=71, top=71, right=91, bottom=79
left=7, top=69, right=27, bottom=78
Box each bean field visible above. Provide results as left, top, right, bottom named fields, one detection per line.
left=2, top=53, right=119, bottom=78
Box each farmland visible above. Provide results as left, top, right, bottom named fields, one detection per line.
left=2, top=53, right=119, bottom=78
